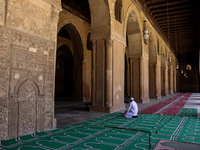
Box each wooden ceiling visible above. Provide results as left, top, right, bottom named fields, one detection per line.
left=61, top=0, right=91, bottom=23
left=61, top=0, right=200, bottom=61
left=143, top=0, right=199, bottom=58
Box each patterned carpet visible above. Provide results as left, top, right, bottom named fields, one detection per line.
left=139, top=93, right=185, bottom=114
left=1, top=93, right=199, bottom=150
left=1, top=112, right=200, bottom=150
left=156, top=93, right=192, bottom=115
left=178, top=108, right=198, bottom=117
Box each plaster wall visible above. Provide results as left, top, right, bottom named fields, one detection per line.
left=7, top=0, right=52, bottom=40
left=112, top=40, right=125, bottom=112
left=88, top=0, right=111, bottom=40
left=128, top=34, right=142, bottom=57
left=132, top=57, right=140, bottom=102
left=0, top=0, right=5, bottom=26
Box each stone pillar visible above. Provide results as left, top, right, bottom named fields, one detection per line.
left=165, top=61, right=169, bottom=96
left=161, top=68, right=165, bottom=96
left=90, top=39, right=125, bottom=112
left=85, top=60, right=92, bottom=101
left=82, top=61, right=86, bottom=101
left=130, top=58, right=133, bottom=96
left=149, top=64, right=156, bottom=99
left=170, top=65, right=174, bottom=94
left=105, top=39, right=113, bottom=107
left=174, top=72, right=177, bottom=93
left=90, top=39, right=105, bottom=112
left=127, top=67, right=130, bottom=97
left=51, top=6, right=62, bottom=41
left=142, top=52, right=149, bottom=103
left=139, top=57, right=144, bottom=102
left=156, top=62, right=161, bottom=99
left=47, top=5, right=62, bottom=130
left=91, top=41, right=96, bottom=106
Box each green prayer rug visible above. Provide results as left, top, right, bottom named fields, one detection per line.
left=178, top=108, right=198, bottom=117
left=2, top=112, right=200, bottom=150
left=1, top=127, right=150, bottom=150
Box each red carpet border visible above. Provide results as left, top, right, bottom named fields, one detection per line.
left=139, top=93, right=185, bottom=114
left=156, top=93, right=192, bottom=115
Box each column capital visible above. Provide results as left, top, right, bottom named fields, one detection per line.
left=105, top=39, right=112, bottom=47
left=130, top=57, right=133, bottom=63
left=92, top=40, right=97, bottom=48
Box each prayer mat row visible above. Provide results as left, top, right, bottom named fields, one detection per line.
left=156, top=93, right=192, bottom=115
left=81, top=113, right=173, bottom=133
left=1, top=126, right=200, bottom=150
left=157, top=116, right=200, bottom=139
left=139, top=93, right=185, bottom=114
left=177, top=108, right=198, bottom=117
left=1, top=113, right=200, bottom=150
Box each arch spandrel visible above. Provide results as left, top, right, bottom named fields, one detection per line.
left=88, top=0, right=112, bottom=40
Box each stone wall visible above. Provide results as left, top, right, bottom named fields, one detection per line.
left=0, top=25, right=56, bottom=140
left=0, top=0, right=61, bottom=140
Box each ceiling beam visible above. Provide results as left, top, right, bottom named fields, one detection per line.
left=164, top=31, right=198, bottom=35
left=151, top=4, right=195, bottom=14
left=162, top=25, right=197, bottom=30
left=153, top=9, right=197, bottom=17
left=147, top=0, right=194, bottom=9
left=160, top=22, right=199, bottom=28
left=146, top=0, right=170, bottom=5
left=157, top=16, right=199, bottom=24
left=75, top=0, right=88, bottom=5
left=156, top=13, right=198, bottom=20
left=162, top=27, right=197, bottom=33
left=62, top=2, right=90, bottom=23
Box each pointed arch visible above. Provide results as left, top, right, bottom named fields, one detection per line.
left=124, top=8, right=142, bottom=57
left=57, top=20, right=85, bottom=60
left=13, top=75, right=43, bottom=97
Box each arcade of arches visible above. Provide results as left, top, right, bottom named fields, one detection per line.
left=0, top=0, right=199, bottom=140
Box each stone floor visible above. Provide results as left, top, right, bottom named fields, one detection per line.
left=55, top=93, right=200, bottom=128
left=183, top=93, right=200, bottom=117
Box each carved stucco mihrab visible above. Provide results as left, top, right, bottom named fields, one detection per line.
left=0, top=25, right=56, bottom=140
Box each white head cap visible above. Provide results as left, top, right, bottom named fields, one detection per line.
left=130, top=97, right=134, bottom=101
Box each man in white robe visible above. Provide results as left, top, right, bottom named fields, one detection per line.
left=124, top=97, right=138, bottom=118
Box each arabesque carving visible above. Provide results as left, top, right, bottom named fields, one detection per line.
left=0, top=25, right=56, bottom=140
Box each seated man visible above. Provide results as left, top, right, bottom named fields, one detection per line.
left=124, top=97, right=138, bottom=118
